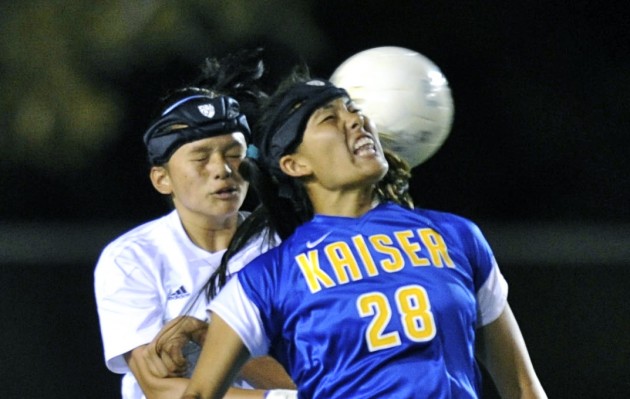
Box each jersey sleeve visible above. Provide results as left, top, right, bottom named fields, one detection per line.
left=465, top=221, right=509, bottom=326
left=476, top=257, right=508, bottom=326
left=94, top=248, right=164, bottom=373
left=225, top=230, right=279, bottom=275
left=208, top=276, right=270, bottom=357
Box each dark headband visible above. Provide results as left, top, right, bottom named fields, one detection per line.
left=259, top=79, right=347, bottom=175
left=143, top=94, right=251, bottom=165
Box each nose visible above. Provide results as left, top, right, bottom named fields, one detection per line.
left=344, top=110, right=364, bottom=132
left=208, top=154, right=232, bottom=179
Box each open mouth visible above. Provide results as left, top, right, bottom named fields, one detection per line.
left=353, top=136, right=377, bottom=156
left=213, top=186, right=238, bottom=196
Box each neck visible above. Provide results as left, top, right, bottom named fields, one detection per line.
left=308, top=185, right=377, bottom=217
left=177, top=210, right=240, bottom=252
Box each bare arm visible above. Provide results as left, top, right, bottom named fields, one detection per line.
left=182, top=313, right=252, bottom=399
left=240, top=357, right=296, bottom=390
left=475, top=303, right=547, bottom=399
left=125, top=344, right=267, bottom=399
left=125, top=345, right=192, bottom=399
left=151, top=316, right=295, bottom=390
left=126, top=314, right=292, bottom=399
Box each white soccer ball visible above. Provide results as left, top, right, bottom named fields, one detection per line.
left=330, top=46, right=454, bottom=167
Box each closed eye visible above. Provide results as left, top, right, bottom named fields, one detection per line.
left=225, top=152, right=244, bottom=160
left=347, top=100, right=361, bottom=114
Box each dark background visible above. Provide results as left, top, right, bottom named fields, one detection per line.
left=1, top=1, right=628, bottom=398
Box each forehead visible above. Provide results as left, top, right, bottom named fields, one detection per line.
left=308, top=97, right=352, bottom=119
left=311, top=96, right=351, bottom=113
left=182, top=132, right=247, bottom=151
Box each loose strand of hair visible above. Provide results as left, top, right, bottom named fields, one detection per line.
left=376, top=150, right=414, bottom=208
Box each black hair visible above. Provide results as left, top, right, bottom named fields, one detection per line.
left=205, top=68, right=414, bottom=299
left=193, top=47, right=268, bottom=129
left=147, top=48, right=267, bottom=162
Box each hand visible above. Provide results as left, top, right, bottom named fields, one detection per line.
left=149, top=316, right=209, bottom=377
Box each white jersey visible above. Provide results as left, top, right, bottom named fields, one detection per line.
left=94, top=210, right=272, bottom=399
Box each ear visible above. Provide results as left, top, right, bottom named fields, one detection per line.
left=279, top=153, right=312, bottom=178
left=149, top=166, right=173, bottom=195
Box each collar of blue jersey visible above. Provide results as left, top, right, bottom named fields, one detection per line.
left=143, top=94, right=251, bottom=165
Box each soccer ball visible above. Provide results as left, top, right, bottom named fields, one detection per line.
left=330, top=46, right=454, bottom=167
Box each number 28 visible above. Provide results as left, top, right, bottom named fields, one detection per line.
left=356, top=284, right=436, bottom=352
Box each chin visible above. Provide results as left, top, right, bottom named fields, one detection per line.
left=372, top=157, right=389, bottom=177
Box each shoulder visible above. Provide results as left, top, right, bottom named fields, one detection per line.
left=234, top=245, right=286, bottom=311
left=237, top=239, right=284, bottom=279
left=95, top=211, right=181, bottom=273
left=414, top=207, right=497, bottom=269
left=374, top=203, right=478, bottom=233
left=227, top=227, right=280, bottom=274
left=413, top=207, right=483, bottom=238
left=100, top=212, right=177, bottom=254
left=392, top=205, right=493, bottom=257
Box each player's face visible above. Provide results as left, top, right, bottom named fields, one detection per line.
left=160, top=132, right=248, bottom=221
left=292, top=97, right=388, bottom=191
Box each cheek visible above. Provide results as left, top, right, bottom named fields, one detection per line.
left=171, top=167, right=204, bottom=189
left=228, top=159, right=243, bottom=174
left=240, top=180, right=250, bottom=195
left=315, top=134, right=346, bottom=155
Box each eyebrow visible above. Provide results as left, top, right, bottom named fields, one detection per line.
left=314, top=98, right=353, bottom=115
left=188, top=139, right=243, bottom=153
left=321, top=102, right=336, bottom=110
left=316, top=99, right=342, bottom=113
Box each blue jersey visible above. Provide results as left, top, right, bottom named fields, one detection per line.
left=211, top=203, right=507, bottom=399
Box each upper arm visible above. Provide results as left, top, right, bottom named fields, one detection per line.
left=209, top=275, right=271, bottom=357
left=95, top=254, right=164, bottom=373
left=476, top=304, right=547, bottom=399
left=184, top=313, right=253, bottom=399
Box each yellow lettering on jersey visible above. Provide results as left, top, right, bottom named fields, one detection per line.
left=295, top=250, right=336, bottom=293
left=396, top=285, right=436, bottom=342
left=352, top=235, right=379, bottom=277
left=325, top=242, right=363, bottom=284
left=369, top=234, right=404, bottom=272
left=394, top=230, right=431, bottom=267
left=357, top=292, right=401, bottom=351
left=418, top=228, right=455, bottom=268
